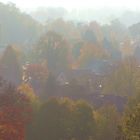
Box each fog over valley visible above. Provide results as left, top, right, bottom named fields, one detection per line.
left=0, top=0, right=140, bottom=140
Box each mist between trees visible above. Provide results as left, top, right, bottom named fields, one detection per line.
left=0, top=2, right=140, bottom=140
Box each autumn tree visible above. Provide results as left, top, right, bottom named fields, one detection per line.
left=120, top=37, right=135, bottom=58
left=46, top=18, right=81, bottom=41
left=23, top=62, right=48, bottom=94
left=0, top=77, right=32, bottom=140
left=78, top=42, right=108, bottom=68
left=18, top=83, right=40, bottom=140
left=18, top=83, right=39, bottom=109
left=88, top=21, right=104, bottom=44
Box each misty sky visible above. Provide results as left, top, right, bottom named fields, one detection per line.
left=0, top=0, right=140, bottom=11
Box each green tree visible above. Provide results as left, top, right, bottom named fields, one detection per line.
left=95, top=105, right=120, bottom=140
left=102, top=57, right=140, bottom=96
left=119, top=103, right=140, bottom=140
left=0, top=45, right=22, bottom=85
left=27, top=98, right=96, bottom=140
left=116, top=84, right=140, bottom=140
left=73, top=100, right=95, bottom=140
left=36, top=31, right=70, bottom=74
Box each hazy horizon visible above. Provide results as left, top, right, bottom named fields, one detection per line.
left=0, top=0, right=140, bottom=12
left=0, top=0, right=140, bottom=139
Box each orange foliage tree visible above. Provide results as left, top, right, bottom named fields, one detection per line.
left=0, top=78, right=32, bottom=140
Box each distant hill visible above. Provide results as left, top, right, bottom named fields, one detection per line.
left=30, top=7, right=140, bottom=27
left=119, top=11, right=140, bottom=27
left=30, top=7, right=68, bottom=23
left=0, top=2, right=43, bottom=45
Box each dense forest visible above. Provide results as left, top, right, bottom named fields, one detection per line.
left=0, top=2, right=140, bottom=140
